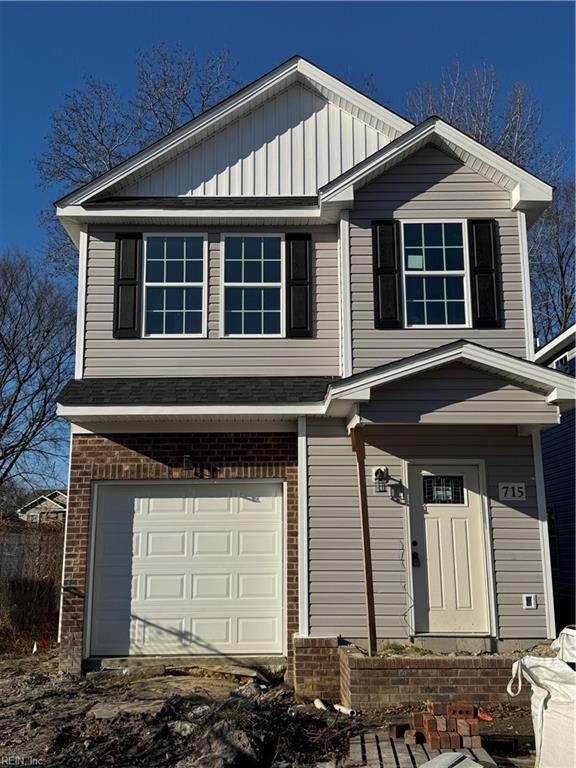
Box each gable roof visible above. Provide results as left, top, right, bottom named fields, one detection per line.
left=535, top=324, right=576, bottom=367
left=16, top=491, right=67, bottom=515
left=328, top=340, right=574, bottom=407
left=56, top=56, right=413, bottom=208
left=319, top=117, right=553, bottom=223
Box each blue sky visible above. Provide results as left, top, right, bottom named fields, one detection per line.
left=0, top=1, right=574, bottom=257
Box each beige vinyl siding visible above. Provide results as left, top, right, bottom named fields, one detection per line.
left=307, top=420, right=547, bottom=640
left=349, top=145, right=528, bottom=373
left=361, top=362, right=559, bottom=425
left=117, top=83, right=391, bottom=198
left=83, top=225, right=339, bottom=377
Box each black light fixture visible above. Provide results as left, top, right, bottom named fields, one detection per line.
left=374, top=467, right=390, bottom=493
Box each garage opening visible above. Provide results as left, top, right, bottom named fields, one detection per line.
left=88, top=482, right=284, bottom=657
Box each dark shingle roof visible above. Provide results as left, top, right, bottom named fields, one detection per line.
left=58, top=376, right=336, bottom=406
left=83, top=196, right=318, bottom=210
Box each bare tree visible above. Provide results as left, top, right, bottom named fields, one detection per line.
left=529, top=182, right=575, bottom=344
left=134, top=45, right=237, bottom=146
left=0, top=479, right=28, bottom=520
left=37, top=44, right=237, bottom=276
left=405, top=60, right=549, bottom=175
left=0, top=252, right=75, bottom=487
left=406, top=60, right=573, bottom=345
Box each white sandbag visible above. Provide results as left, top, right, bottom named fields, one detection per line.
left=507, top=655, right=576, bottom=768
left=551, top=625, right=576, bottom=663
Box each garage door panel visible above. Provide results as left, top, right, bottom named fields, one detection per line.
left=91, top=482, right=283, bottom=656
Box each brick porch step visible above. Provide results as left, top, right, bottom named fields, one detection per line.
left=345, top=730, right=496, bottom=768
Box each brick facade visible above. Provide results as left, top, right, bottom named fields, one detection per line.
left=292, top=639, right=527, bottom=708
left=60, top=432, right=298, bottom=674
left=292, top=637, right=341, bottom=701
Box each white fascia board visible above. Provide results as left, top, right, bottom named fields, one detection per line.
left=74, top=227, right=88, bottom=379
left=57, top=206, right=322, bottom=221
left=297, top=60, right=413, bottom=135
left=57, top=403, right=327, bottom=419
left=535, top=324, right=576, bottom=363
left=59, top=60, right=301, bottom=206
left=329, top=342, right=575, bottom=404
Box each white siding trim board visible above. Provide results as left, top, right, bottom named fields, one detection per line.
left=298, top=416, right=309, bottom=636
left=517, top=211, right=536, bottom=360
left=74, top=227, right=88, bottom=379
left=338, top=210, right=352, bottom=377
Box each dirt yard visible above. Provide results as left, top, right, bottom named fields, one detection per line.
left=0, top=649, right=535, bottom=767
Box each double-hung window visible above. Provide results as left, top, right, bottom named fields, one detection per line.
left=402, top=222, right=470, bottom=327
left=223, top=235, right=283, bottom=336
left=143, top=234, right=207, bottom=336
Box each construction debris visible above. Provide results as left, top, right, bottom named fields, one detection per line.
left=390, top=700, right=484, bottom=751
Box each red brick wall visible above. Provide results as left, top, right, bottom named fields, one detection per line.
left=339, top=647, right=528, bottom=708
left=60, top=432, right=298, bottom=674
left=292, top=637, right=341, bottom=701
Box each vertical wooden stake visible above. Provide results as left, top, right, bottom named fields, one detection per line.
left=351, top=426, right=377, bottom=656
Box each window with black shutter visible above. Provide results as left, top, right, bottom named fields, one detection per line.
left=372, top=220, right=402, bottom=328
left=113, top=234, right=142, bottom=338
left=468, top=219, right=500, bottom=328
left=286, top=234, right=312, bottom=338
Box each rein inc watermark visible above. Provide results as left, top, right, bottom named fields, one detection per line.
left=0, top=759, right=43, bottom=766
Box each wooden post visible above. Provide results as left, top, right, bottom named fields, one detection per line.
left=351, top=426, right=377, bottom=656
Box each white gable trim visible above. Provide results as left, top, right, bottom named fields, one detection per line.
left=320, top=118, right=553, bottom=214
left=328, top=342, right=574, bottom=405
left=57, top=57, right=413, bottom=208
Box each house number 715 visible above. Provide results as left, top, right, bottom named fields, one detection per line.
left=498, top=483, right=526, bottom=501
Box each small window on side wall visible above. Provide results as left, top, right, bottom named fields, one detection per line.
left=402, top=222, right=470, bottom=328
left=143, top=235, right=207, bottom=336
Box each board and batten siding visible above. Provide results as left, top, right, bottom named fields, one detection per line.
left=361, top=363, right=559, bottom=425
left=83, top=225, right=339, bottom=377
left=349, top=145, right=528, bottom=373
left=117, top=83, right=391, bottom=198
left=307, top=420, right=547, bottom=640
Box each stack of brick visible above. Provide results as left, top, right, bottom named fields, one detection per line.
left=390, top=700, right=482, bottom=750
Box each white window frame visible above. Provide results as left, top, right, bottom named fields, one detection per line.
left=220, top=233, right=286, bottom=338
left=400, top=219, right=472, bottom=330
left=142, top=232, right=208, bottom=338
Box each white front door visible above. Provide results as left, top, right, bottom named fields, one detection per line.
left=90, top=482, right=284, bottom=656
left=409, top=464, right=490, bottom=634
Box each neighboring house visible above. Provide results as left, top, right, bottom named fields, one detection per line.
left=54, top=56, right=574, bottom=676
left=535, top=325, right=575, bottom=631
left=17, top=490, right=67, bottom=523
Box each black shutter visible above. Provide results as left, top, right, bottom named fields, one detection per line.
left=372, top=220, right=402, bottom=328
left=286, top=234, right=312, bottom=338
left=468, top=219, right=500, bottom=328
left=113, top=233, right=142, bottom=338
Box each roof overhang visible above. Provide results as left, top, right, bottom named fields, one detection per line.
left=327, top=341, right=575, bottom=408
left=58, top=342, right=574, bottom=427
left=534, top=324, right=576, bottom=366
left=319, top=118, right=553, bottom=226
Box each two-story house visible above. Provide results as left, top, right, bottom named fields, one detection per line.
left=55, top=57, right=574, bottom=676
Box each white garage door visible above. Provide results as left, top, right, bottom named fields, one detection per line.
left=90, top=482, right=283, bottom=656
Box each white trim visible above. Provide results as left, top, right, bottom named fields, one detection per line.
left=535, top=324, right=576, bottom=363
left=219, top=233, right=286, bottom=338
left=58, top=403, right=327, bottom=418
left=57, top=205, right=323, bottom=222
left=399, top=220, right=472, bottom=330
left=320, top=118, right=553, bottom=210
left=531, top=429, right=557, bottom=639
left=406, top=458, right=496, bottom=638
left=74, top=227, right=88, bottom=379
left=338, top=210, right=352, bottom=377
left=85, top=478, right=287, bottom=660
left=141, top=232, right=208, bottom=338
left=401, top=459, right=415, bottom=636
left=298, top=416, right=309, bottom=637
left=517, top=212, right=536, bottom=360
left=58, top=57, right=412, bottom=208
left=329, top=341, right=575, bottom=404
left=57, top=428, right=74, bottom=644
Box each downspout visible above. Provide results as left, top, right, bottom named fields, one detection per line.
left=350, top=426, right=377, bottom=655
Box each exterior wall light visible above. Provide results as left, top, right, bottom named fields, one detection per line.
left=374, top=467, right=390, bottom=493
